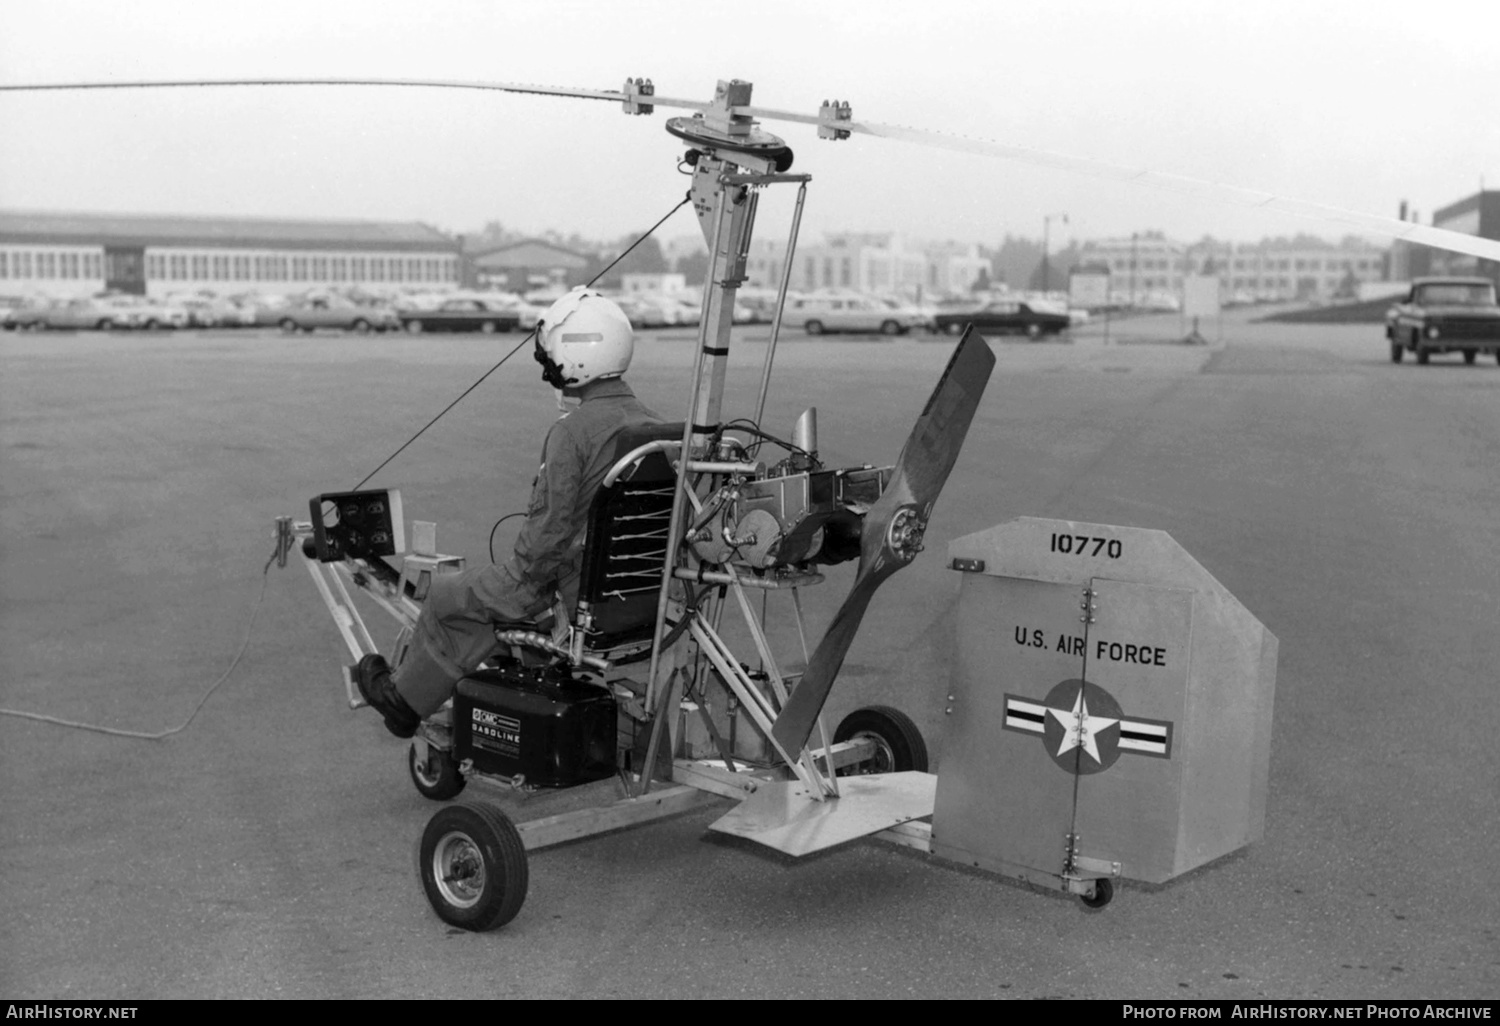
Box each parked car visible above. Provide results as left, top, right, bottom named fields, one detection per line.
left=932, top=299, right=1071, bottom=339
left=399, top=297, right=523, bottom=334
left=0, top=295, right=30, bottom=330
left=276, top=296, right=400, bottom=333
left=878, top=297, right=936, bottom=333
left=1385, top=277, right=1500, bottom=365
left=479, top=293, right=544, bottom=331
left=11, top=296, right=141, bottom=331
left=614, top=294, right=678, bottom=329
left=95, top=294, right=189, bottom=330
left=788, top=294, right=926, bottom=335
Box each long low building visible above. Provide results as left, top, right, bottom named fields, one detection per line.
left=0, top=210, right=461, bottom=299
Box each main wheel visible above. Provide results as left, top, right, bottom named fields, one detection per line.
left=1390, top=341, right=1402, bottom=363
left=805, top=320, right=824, bottom=336
left=832, top=705, right=929, bottom=775
left=419, top=803, right=528, bottom=931
left=1462, top=348, right=1477, bottom=365
left=409, top=742, right=465, bottom=801
left=1080, top=877, right=1114, bottom=909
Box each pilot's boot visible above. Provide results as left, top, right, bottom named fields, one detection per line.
left=354, top=654, right=421, bottom=738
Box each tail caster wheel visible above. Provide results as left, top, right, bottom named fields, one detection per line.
left=832, top=705, right=929, bottom=775
left=409, top=741, right=465, bottom=801
left=1079, top=877, right=1114, bottom=909
left=419, top=802, right=529, bottom=932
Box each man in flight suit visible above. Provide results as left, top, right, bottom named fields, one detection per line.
left=355, top=288, right=662, bottom=737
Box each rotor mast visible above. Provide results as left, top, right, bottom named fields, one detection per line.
left=643, top=80, right=812, bottom=712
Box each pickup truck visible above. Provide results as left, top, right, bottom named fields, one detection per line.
left=1386, top=277, right=1500, bottom=365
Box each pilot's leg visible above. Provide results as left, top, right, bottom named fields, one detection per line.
left=356, top=565, right=526, bottom=735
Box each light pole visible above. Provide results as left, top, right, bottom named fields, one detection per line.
left=1042, top=212, right=1068, bottom=295
left=1129, top=231, right=1139, bottom=308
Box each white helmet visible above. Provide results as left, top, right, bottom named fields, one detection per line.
left=534, top=288, right=634, bottom=389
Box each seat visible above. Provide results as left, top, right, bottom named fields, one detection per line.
left=488, top=421, right=683, bottom=665
left=574, top=422, right=683, bottom=652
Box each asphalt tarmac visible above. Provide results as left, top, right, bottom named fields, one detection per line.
left=2, top=313, right=1497, bottom=999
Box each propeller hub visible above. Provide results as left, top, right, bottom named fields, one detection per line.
left=886, top=506, right=927, bottom=564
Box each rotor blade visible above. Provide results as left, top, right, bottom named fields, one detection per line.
left=13, top=76, right=1479, bottom=263
left=0, top=76, right=712, bottom=114
left=772, top=330, right=995, bottom=756
left=738, top=106, right=1500, bottom=265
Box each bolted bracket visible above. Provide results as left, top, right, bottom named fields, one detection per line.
left=818, top=99, right=852, bottom=140
left=622, top=77, right=655, bottom=116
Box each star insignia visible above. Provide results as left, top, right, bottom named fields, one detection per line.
left=1047, top=687, right=1119, bottom=764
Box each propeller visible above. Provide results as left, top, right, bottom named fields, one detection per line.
left=3, top=75, right=1495, bottom=263
left=771, top=328, right=996, bottom=756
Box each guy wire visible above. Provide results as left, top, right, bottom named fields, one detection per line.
left=351, top=193, right=691, bottom=492
left=1, top=195, right=692, bottom=740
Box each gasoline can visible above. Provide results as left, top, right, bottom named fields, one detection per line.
left=453, top=666, right=617, bottom=788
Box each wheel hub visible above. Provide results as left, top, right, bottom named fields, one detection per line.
left=433, top=832, right=485, bottom=908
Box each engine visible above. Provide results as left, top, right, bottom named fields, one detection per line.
left=686, top=408, right=891, bottom=570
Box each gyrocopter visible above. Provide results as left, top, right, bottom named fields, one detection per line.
left=271, top=78, right=997, bottom=931
left=6, top=72, right=1496, bottom=933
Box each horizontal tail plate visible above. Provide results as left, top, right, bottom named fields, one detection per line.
left=707, top=771, right=935, bottom=856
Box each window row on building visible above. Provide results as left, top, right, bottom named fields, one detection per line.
left=0, top=246, right=457, bottom=288
left=139, top=249, right=457, bottom=285
left=0, top=248, right=104, bottom=280
left=1095, top=255, right=1382, bottom=275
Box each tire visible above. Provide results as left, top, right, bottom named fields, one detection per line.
left=406, top=320, right=424, bottom=335
left=279, top=318, right=299, bottom=335
left=351, top=318, right=371, bottom=335
left=142, top=319, right=160, bottom=331
left=1417, top=348, right=1430, bottom=365
left=945, top=322, right=964, bottom=336
left=832, top=705, right=929, bottom=775
left=409, top=742, right=466, bottom=801
left=1080, top=877, right=1114, bottom=909
left=805, top=320, right=824, bottom=336
left=879, top=319, right=901, bottom=336
left=1390, top=341, right=1402, bottom=363
left=1027, top=323, right=1042, bottom=340
left=479, top=320, right=497, bottom=335
left=95, top=319, right=113, bottom=331
left=419, top=802, right=528, bottom=932
left=1462, top=349, right=1476, bottom=365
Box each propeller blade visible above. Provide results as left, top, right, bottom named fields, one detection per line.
left=772, top=330, right=995, bottom=756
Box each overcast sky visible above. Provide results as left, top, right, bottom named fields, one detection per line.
left=1, top=0, right=1495, bottom=251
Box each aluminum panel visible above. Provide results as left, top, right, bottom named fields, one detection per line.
left=932, top=575, right=1084, bottom=876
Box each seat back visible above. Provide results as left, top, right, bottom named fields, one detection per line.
left=575, top=422, right=683, bottom=649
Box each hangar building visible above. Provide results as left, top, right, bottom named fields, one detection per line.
left=0, top=210, right=461, bottom=299
left=1428, top=190, right=1500, bottom=285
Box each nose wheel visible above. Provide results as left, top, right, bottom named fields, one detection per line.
left=419, top=803, right=529, bottom=931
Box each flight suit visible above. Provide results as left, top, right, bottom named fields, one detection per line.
left=394, top=377, right=663, bottom=716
